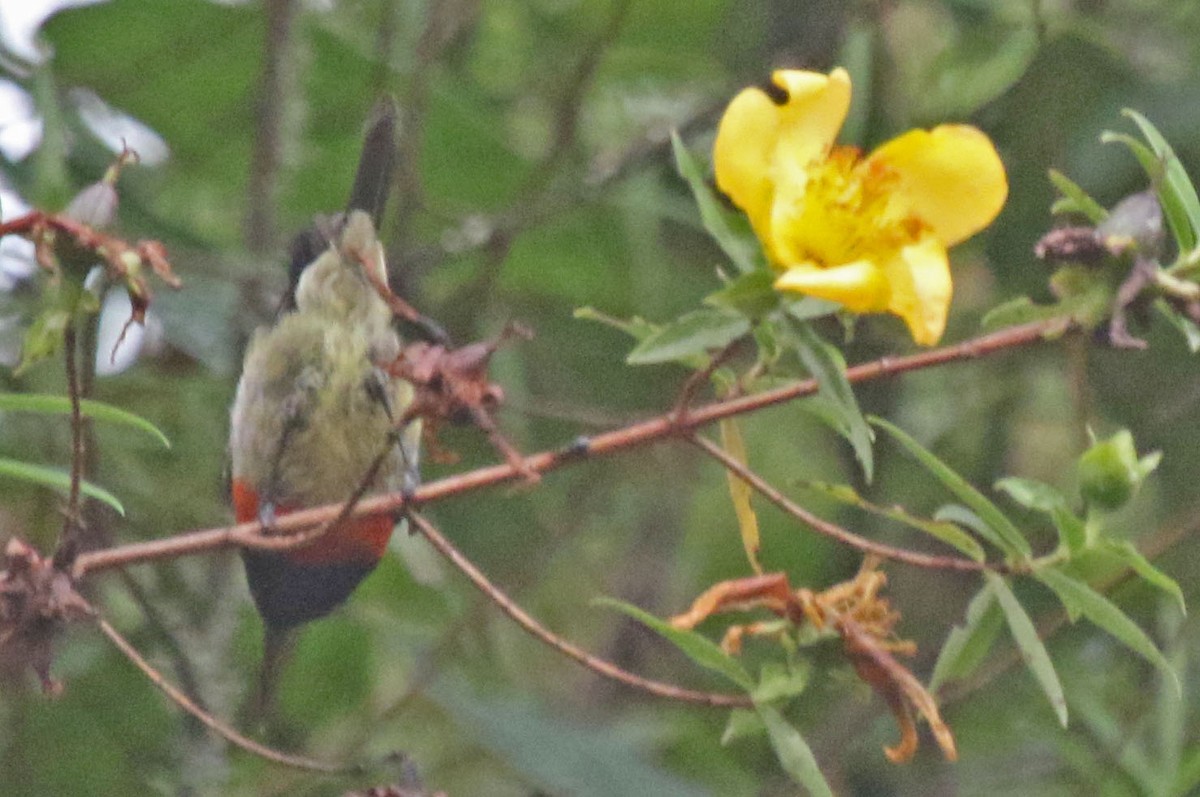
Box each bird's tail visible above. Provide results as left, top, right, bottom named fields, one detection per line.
left=242, top=624, right=297, bottom=734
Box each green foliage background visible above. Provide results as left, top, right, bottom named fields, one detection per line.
left=2, top=1, right=1200, bottom=795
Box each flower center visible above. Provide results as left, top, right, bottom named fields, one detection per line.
left=770, top=146, right=923, bottom=271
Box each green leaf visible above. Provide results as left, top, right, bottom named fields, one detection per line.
left=17, top=307, right=72, bottom=374
left=670, top=130, right=764, bottom=274
left=1048, top=168, right=1109, bottom=223
left=1155, top=299, right=1200, bottom=353
left=986, top=572, right=1067, bottom=726
left=1049, top=266, right=1119, bottom=329
left=704, top=269, right=779, bottom=319
left=721, top=709, right=765, bottom=745
left=756, top=704, right=833, bottom=797
left=625, top=309, right=749, bottom=366
left=752, top=660, right=810, bottom=704
left=930, top=586, right=1004, bottom=692
left=994, top=476, right=1069, bottom=513
left=873, top=418, right=1031, bottom=559
left=0, top=458, right=125, bottom=516
left=1121, top=109, right=1200, bottom=253
left=788, top=320, right=874, bottom=482
left=803, top=480, right=985, bottom=562
left=573, top=307, right=660, bottom=342
left=1097, top=540, right=1185, bottom=614
left=0, top=393, right=171, bottom=448
left=994, top=477, right=1086, bottom=553
left=980, top=296, right=1069, bottom=332
left=593, top=597, right=753, bottom=689
left=1035, top=567, right=1179, bottom=693
left=784, top=296, right=841, bottom=321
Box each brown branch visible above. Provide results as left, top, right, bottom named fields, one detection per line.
left=94, top=614, right=357, bottom=774
left=688, top=434, right=992, bottom=573
left=406, top=511, right=750, bottom=708
left=670, top=337, right=744, bottom=422
left=72, top=317, right=1070, bottom=578
left=53, top=323, right=85, bottom=571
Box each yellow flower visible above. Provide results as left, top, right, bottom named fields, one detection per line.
left=713, top=68, right=1007, bottom=345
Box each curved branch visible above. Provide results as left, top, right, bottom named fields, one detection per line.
left=72, top=317, right=1070, bottom=578
left=688, top=434, right=992, bottom=573
left=95, top=614, right=358, bottom=774
left=406, top=511, right=750, bottom=708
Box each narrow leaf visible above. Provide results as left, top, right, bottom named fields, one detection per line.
left=753, top=660, right=809, bottom=704
left=1098, top=540, right=1185, bottom=613
left=930, top=586, right=1004, bottom=692
left=704, top=269, right=779, bottom=319
left=719, top=419, right=763, bottom=574
left=1036, top=567, right=1179, bottom=694
left=789, top=320, right=874, bottom=481
left=721, top=709, right=764, bottom=745
left=1122, top=109, right=1200, bottom=253
left=670, top=130, right=764, bottom=273
left=784, top=296, right=841, bottom=321
left=994, top=476, right=1086, bottom=553
left=1155, top=299, right=1200, bottom=353
left=1047, top=168, right=1109, bottom=223
left=1103, top=129, right=1195, bottom=253
left=804, top=481, right=985, bottom=562
left=573, top=307, right=659, bottom=342
left=986, top=572, right=1067, bottom=726
left=593, top=597, right=753, bottom=689
left=626, top=309, right=749, bottom=366
left=934, top=504, right=1010, bottom=554
left=873, top=418, right=1031, bottom=559
left=0, top=458, right=125, bottom=515
left=757, top=704, right=834, bottom=797
left=0, top=392, right=171, bottom=448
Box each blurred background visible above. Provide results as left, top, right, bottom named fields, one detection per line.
left=1, top=1, right=1199, bottom=794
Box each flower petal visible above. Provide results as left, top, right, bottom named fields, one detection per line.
left=867, top=124, right=1007, bottom=246
left=774, top=260, right=888, bottom=313
left=714, top=68, right=852, bottom=236
left=884, top=235, right=953, bottom=346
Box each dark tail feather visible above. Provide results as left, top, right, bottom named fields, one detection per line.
left=282, top=97, right=400, bottom=311
left=345, top=96, right=400, bottom=225
left=243, top=625, right=297, bottom=733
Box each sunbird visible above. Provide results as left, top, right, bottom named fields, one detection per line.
left=227, top=102, right=420, bottom=711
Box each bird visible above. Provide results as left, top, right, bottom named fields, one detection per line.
left=227, top=100, right=420, bottom=717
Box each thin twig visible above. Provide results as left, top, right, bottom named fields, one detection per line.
left=94, top=614, right=357, bottom=774
left=670, top=337, right=744, bottom=422
left=116, top=570, right=208, bottom=709
left=72, top=318, right=1070, bottom=578
left=53, top=323, right=85, bottom=570
left=406, top=511, right=751, bottom=708
left=688, top=434, right=993, bottom=573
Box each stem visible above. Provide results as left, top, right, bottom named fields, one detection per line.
left=53, top=322, right=85, bottom=570
left=689, top=434, right=992, bottom=573
left=406, top=511, right=750, bottom=708
left=96, top=614, right=357, bottom=774
left=72, top=317, right=1070, bottom=577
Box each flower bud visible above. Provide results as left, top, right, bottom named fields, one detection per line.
left=1078, top=429, right=1159, bottom=511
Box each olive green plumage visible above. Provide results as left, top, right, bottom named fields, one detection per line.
left=229, top=211, right=419, bottom=514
